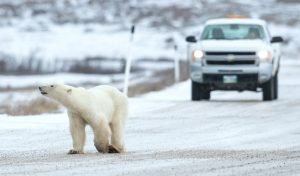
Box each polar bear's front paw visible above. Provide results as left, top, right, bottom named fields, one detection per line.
left=67, top=149, right=83, bottom=154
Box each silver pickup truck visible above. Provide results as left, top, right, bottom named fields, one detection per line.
left=186, top=18, right=283, bottom=101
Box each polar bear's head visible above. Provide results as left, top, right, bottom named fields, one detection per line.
left=39, top=83, right=73, bottom=102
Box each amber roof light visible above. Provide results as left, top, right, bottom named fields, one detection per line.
left=226, top=15, right=245, bottom=19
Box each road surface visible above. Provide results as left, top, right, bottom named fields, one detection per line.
left=0, top=60, right=300, bottom=176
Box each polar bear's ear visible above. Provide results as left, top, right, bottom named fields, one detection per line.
left=67, top=89, right=72, bottom=94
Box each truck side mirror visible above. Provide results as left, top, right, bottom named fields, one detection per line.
left=186, top=36, right=197, bottom=43
left=271, top=36, right=284, bottom=43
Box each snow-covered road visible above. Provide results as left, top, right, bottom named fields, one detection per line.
left=1, top=60, right=300, bottom=175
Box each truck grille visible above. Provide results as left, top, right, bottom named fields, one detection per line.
left=204, top=51, right=257, bottom=66
left=205, top=52, right=256, bottom=56
left=206, top=60, right=256, bottom=65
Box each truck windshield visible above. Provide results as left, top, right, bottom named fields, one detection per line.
left=201, top=24, right=265, bottom=40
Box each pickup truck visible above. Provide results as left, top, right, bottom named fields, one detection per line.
left=186, top=18, right=283, bottom=101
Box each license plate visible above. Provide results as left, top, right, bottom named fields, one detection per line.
left=223, top=75, right=237, bottom=84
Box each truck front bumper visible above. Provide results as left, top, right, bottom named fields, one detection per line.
left=190, top=63, right=273, bottom=85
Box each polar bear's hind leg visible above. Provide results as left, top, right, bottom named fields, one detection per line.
left=110, top=121, right=125, bottom=153
left=109, top=104, right=127, bottom=153
left=93, top=118, right=111, bottom=153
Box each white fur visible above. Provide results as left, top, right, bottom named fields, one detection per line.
left=39, top=84, right=128, bottom=154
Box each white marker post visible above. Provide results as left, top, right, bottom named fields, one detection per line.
left=174, top=44, right=180, bottom=82
left=123, top=25, right=135, bottom=95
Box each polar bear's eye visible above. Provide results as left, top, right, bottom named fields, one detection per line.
left=50, top=85, right=54, bottom=88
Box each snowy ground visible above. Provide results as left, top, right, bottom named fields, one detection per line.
left=0, top=59, right=300, bottom=175
left=0, top=21, right=298, bottom=63
left=0, top=24, right=182, bottom=62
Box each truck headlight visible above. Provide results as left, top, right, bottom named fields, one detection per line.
left=192, top=50, right=204, bottom=62
left=257, top=50, right=273, bottom=62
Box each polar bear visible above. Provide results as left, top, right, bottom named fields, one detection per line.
left=38, top=84, right=128, bottom=154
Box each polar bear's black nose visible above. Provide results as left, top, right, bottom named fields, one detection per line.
left=38, top=87, right=42, bottom=91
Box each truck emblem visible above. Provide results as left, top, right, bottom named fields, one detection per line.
left=227, top=54, right=235, bottom=62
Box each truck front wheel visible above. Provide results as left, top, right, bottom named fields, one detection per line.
left=191, top=81, right=211, bottom=101
left=273, top=73, right=278, bottom=99
left=262, top=76, right=275, bottom=101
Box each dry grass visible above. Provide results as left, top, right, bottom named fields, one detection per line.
left=5, top=97, right=61, bottom=116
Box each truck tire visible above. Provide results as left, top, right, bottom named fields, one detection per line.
left=273, top=73, right=278, bottom=100
left=262, top=77, right=275, bottom=101
left=191, top=81, right=211, bottom=101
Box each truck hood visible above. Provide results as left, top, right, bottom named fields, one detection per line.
left=198, top=40, right=269, bottom=52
